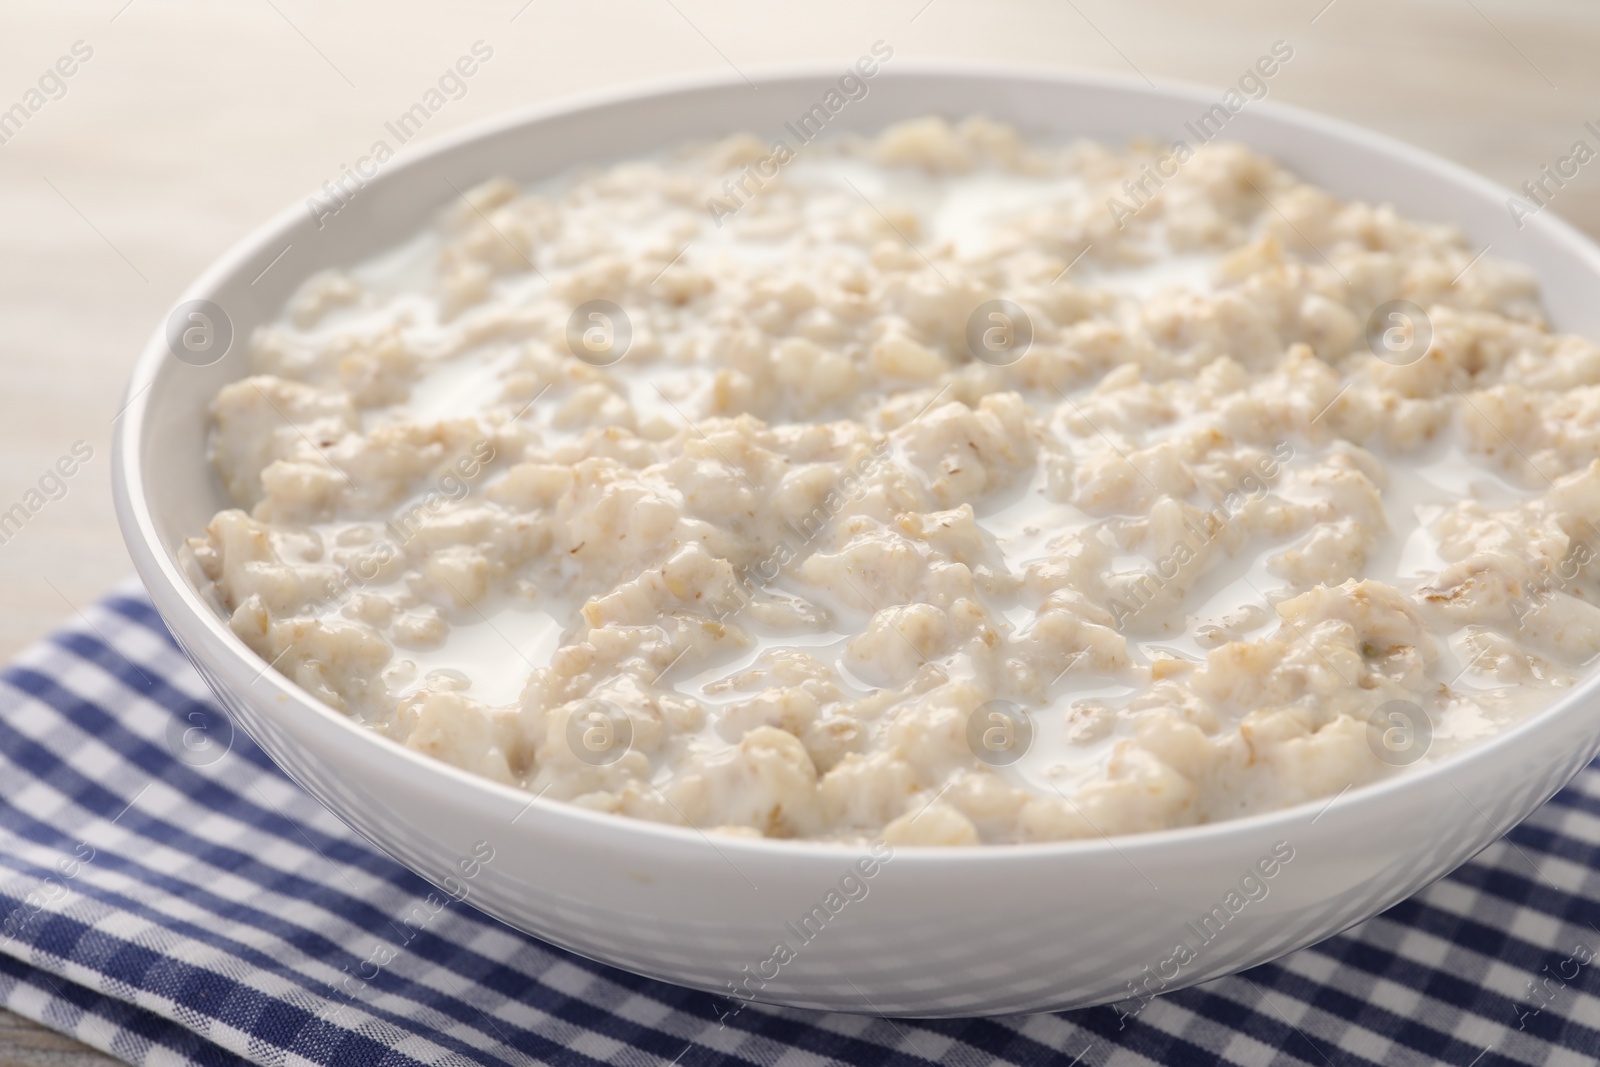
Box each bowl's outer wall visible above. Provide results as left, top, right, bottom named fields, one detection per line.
left=115, top=66, right=1600, bottom=1016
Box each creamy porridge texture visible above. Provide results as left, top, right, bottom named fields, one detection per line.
left=186, top=117, right=1600, bottom=845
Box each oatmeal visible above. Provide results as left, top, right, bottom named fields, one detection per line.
left=185, top=117, right=1600, bottom=845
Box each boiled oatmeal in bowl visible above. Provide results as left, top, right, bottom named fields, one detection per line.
left=183, top=116, right=1600, bottom=847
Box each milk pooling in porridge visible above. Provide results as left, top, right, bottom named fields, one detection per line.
left=185, top=117, right=1600, bottom=844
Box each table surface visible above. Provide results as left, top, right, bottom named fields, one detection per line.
left=4, top=1, right=1599, bottom=1062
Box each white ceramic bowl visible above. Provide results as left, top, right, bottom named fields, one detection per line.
left=113, top=63, right=1600, bottom=1017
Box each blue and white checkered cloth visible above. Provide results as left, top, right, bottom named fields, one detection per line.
left=2, top=583, right=1599, bottom=1066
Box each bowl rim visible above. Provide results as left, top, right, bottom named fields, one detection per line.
left=113, top=58, right=1600, bottom=865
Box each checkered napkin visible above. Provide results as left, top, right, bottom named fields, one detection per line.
left=2, top=585, right=1599, bottom=1066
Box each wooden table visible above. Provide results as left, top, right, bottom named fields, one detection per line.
left=2, top=1, right=1597, bottom=1062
